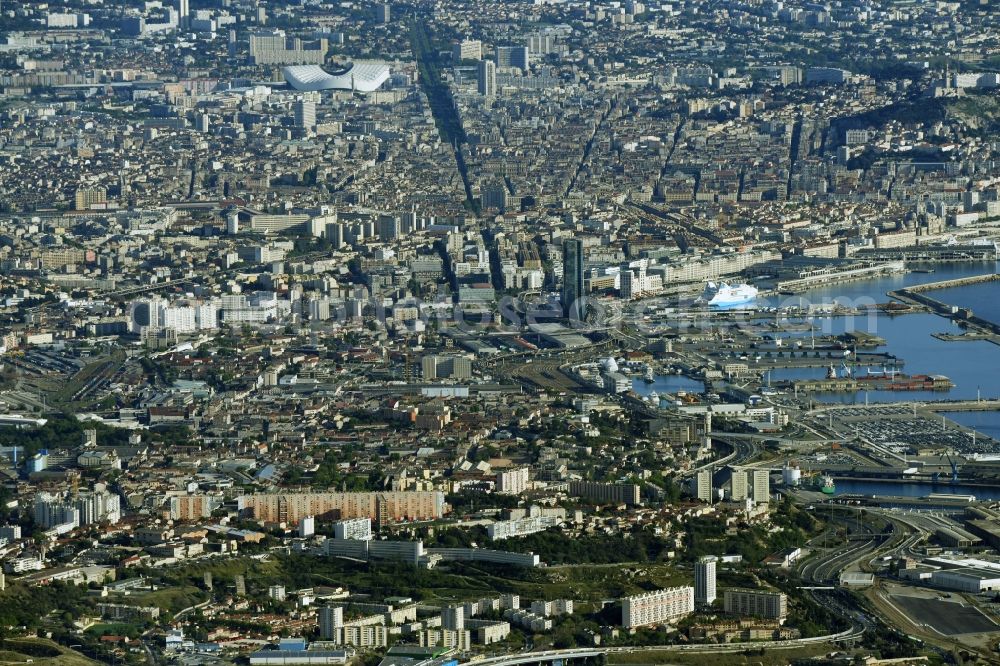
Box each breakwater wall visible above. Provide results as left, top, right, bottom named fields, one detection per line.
left=889, top=274, right=1000, bottom=336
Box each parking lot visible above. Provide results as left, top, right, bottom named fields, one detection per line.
left=890, top=593, right=998, bottom=636
left=825, top=408, right=1000, bottom=456
left=828, top=405, right=913, bottom=418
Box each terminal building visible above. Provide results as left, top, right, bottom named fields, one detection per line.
left=919, top=557, right=1000, bottom=593
left=931, top=568, right=1000, bottom=593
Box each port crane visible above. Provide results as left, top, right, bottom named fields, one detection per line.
left=946, top=452, right=960, bottom=484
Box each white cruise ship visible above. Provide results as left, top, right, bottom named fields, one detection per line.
left=698, top=282, right=759, bottom=308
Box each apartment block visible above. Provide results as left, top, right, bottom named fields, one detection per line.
left=452, top=39, right=482, bottom=62
left=249, top=30, right=328, bottom=65
left=751, top=470, right=770, bottom=504
left=621, top=587, right=695, bottom=628
left=417, top=629, right=471, bottom=651
left=723, top=588, right=787, bottom=620
left=238, top=491, right=446, bottom=524
left=169, top=494, right=218, bottom=521
left=332, top=518, right=373, bottom=541
left=495, top=468, right=529, bottom=495
left=695, top=556, right=717, bottom=605
left=692, top=469, right=713, bottom=503
left=568, top=480, right=641, bottom=506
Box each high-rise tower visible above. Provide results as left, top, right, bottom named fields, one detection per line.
left=561, top=239, right=584, bottom=322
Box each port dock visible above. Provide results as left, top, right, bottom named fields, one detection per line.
left=777, top=374, right=953, bottom=393
left=853, top=244, right=998, bottom=262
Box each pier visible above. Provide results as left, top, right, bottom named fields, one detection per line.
left=925, top=400, right=1000, bottom=412
left=902, top=273, right=1000, bottom=294
left=773, top=260, right=906, bottom=293
left=889, top=274, right=1000, bottom=344
left=743, top=350, right=901, bottom=364
left=931, top=331, right=1000, bottom=344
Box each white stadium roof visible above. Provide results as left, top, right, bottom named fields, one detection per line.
left=283, top=62, right=391, bottom=93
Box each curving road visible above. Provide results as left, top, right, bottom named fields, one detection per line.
left=459, top=624, right=863, bottom=666
left=798, top=506, right=891, bottom=584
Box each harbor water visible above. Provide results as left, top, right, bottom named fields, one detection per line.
left=939, top=411, right=1000, bottom=442
left=632, top=374, right=704, bottom=397
left=761, top=261, right=999, bottom=308
left=635, top=262, right=1000, bottom=442
left=932, top=276, right=1000, bottom=325
left=761, top=262, right=1000, bottom=404
left=766, top=264, right=1000, bottom=498
left=828, top=479, right=1000, bottom=501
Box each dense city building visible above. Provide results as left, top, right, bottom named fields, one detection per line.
left=0, top=0, right=998, bottom=661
